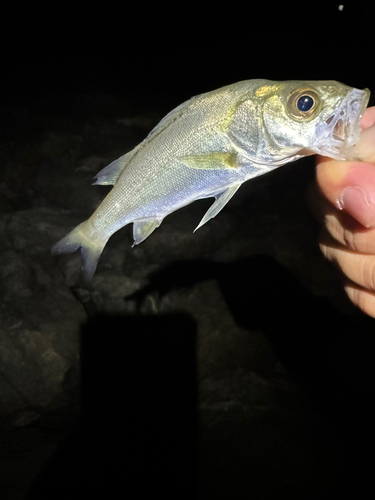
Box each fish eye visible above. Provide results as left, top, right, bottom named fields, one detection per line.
left=286, top=88, right=321, bottom=121
left=297, top=95, right=314, bottom=112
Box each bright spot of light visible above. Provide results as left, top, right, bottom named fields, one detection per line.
left=338, top=4, right=344, bottom=10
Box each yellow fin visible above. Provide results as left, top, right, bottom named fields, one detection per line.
left=179, top=152, right=238, bottom=170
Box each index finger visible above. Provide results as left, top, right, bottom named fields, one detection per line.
left=360, top=106, right=375, bottom=131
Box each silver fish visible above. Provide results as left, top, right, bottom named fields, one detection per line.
left=52, top=79, right=370, bottom=279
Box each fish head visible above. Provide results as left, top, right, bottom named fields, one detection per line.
left=259, top=80, right=370, bottom=163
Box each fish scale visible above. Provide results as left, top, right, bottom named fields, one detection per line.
left=52, top=79, right=370, bottom=279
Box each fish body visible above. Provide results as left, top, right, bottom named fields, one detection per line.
left=52, top=79, right=370, bottom=279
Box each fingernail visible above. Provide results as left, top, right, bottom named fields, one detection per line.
left=338, top=187, right=375, bottom=228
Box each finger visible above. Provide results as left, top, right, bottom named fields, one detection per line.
left=346, top=123, right=375, bottom=163
left=308, top=182, right=375, bottom=254
left=344, top=107, right=375, bottom=162
left=344, top=281, right=375, bottom=319
left=315, top=160, right=375, bottom=228
left=360, top=106, right=375, bottom=131
left=320, top=232, right=375, bottom=292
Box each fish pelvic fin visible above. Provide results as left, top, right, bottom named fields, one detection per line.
left=52, top=221, right=108, bottom=280
left=194, top=183, right=241, bottom=232
left=132, top=218, right=162, bottom=246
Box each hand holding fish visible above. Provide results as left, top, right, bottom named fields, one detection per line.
left=311, top=107, right=375, bottom=318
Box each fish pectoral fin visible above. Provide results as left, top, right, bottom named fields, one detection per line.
left=179, top=152, right=238, bottom=170
left=194, top=183, right=241, bottom=232
left=132, top=218, right=162, bottom=246
left=93, top=146, right=141, bottom=185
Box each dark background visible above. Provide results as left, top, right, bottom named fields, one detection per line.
left=2, top=2, right=375, bottom=499
left=2, top=2, right=374, bottom=108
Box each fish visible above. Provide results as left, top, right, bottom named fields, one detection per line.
left=52, top=79, right=370, bottom=280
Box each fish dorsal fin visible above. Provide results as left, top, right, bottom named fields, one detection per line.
left=93, top=146, right=141, bottom=185
left=146, top=94, right=202, bottom=139
left=93, top=95, right=203, bottom=186
left=194, top=183, right=241, bottom=231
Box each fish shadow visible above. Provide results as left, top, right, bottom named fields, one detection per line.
left=128, top=255, right=375, bottom=446
left=26, top=256, right=375, bottom=498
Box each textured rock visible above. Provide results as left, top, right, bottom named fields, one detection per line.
left=0, top=208, right=85, bottom=424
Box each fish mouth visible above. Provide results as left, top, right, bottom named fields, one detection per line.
left=314, top=87, right=370, bottom=160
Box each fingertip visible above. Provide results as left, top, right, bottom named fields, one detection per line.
left=315, top=159, right=351, bottom=201
left=360, top=106, right=375, bottom=131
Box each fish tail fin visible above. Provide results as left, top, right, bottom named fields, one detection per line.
left=52, top=221, right=107, bottom=280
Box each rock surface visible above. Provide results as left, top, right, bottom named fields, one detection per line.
left=1, top=93, right=375, bottom=499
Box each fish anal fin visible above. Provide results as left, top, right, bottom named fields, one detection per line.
left=194, top=183, right=241, bottom=231
left=179, top=152, right=238, bottom=170
left=132, top=218, right=162, bottom=246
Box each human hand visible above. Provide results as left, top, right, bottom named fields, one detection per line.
left=310, top=106, right=375, bottom=318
